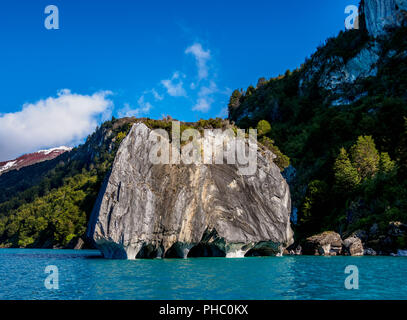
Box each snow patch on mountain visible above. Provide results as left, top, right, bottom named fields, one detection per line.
left=0, top=161, right=17, bottom=174
left=38, top=146, right=73, bottom=155
left=0, top=146, right=72, bottom=176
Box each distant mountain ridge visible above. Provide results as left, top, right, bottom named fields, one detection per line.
left=0, top=146, right=72, bottom=176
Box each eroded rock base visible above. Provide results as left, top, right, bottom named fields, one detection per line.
left=96, top=228, right=284, bottom=259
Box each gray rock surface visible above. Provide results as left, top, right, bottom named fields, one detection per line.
left=299, top=0, right=407, bottom=97
left=300, top=42, right=381, bottom=95
left=362, top=0, right=407, bottom=38
left=303, top=231, right=343, bottom=256
left=364, top=247, right=377, bottom=255
left=343, top=235, right=364, bottom=256
left=324, top=43, right=380, bottom=90
left=87, top=123, right=293, bottom=259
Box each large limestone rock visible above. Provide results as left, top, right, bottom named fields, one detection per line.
left=362, top=0, right=407, bottom=38
left=87, top=123, right=293, bottom=259
left=303, top=231, right=343, bottom=256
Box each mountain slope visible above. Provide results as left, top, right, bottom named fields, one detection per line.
left=0, top=147, right=72, bottom=176
left=227, top=0, right=407, bottom=252
left=0, top=117, right=136, bottom=248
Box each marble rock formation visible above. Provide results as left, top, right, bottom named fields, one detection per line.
left=87, top=123, right=293, bottom=259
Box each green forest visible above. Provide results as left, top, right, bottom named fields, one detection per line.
left=0, top=118, right=133, bottom=248
left=228, top=27, right=407, bottom=249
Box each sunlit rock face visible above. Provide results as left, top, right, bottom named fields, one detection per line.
left=318, top=42, right=381, bottom=92
left=303, top=232, right=343, bottom=256
left=299, top=0, right=407, bottom=99
left=87, top=123, right=293, bottom=259
left=362, top=0, right=407, bottom=38
left=299, top=42, right=381, bottom=104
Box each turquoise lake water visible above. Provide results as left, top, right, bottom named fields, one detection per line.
left=0, top=249, right=406, bottom=300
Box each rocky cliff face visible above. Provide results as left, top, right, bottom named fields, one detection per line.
left=362, top=0, right=407, bottom=38
left=299, top=0, right=407, bottom=104
left=87, top=123, right=293, bottom=259
left=299, top=42, right=380, bottom=97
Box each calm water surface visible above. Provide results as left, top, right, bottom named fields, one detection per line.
left=0, top=249, right=406, bottom=300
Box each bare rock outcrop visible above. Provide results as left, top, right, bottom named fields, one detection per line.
left=87, top=123, right=293, bottom=259
left=362, top=0, right=407, bottom=38
left=299, top=0, right=407, bottom=103
left=365, top=221, right=407, bottom=254
left=303, top=231, right=343, bottom=256
left=343, top=235, right=364, bottom=256
left=364, top=247, right=377, bottom=255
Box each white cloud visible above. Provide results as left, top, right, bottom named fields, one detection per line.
left=155, top=43, right=221, bottom=114
left=0, top=89, right=113, bottom=161
left=192, top=81, right=218, bottom=113
left=151, top=89, right=164, bottom=101
left=185, top=43, right=211, bottom=80
left=192, top=97, right=213, bottom=112
left=161, top=72, right=187, bottom=97
left=198, top=81, right=218, bottom=97
left=118, top=96, right=153, bottom=118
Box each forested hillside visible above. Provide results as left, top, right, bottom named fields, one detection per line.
left=228, top=24, right=407, bottom=249
left=0, top=118, right=135, bottom=248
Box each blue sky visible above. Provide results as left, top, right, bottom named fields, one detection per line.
left=0, top=0, right=359, bottom=160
